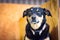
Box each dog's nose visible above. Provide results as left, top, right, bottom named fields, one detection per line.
left=32, top=17, right=36, bottom=20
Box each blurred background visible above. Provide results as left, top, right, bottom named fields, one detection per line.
left=0, top=0, right=58, bottom=40
left=0, top=0, right=48, bottom=4
left=58, top=0, right=60, bottom=40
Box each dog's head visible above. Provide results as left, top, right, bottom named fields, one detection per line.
left=23, top=7, right=52, bottom=29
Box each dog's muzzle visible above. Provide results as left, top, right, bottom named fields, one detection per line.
left=31, top=17, right=39, bottom=24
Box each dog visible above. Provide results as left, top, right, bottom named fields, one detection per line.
left=23, top=7, right=52, bottom=40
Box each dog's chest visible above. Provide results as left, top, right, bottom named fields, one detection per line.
left=26, top=23, right=49, bottom=39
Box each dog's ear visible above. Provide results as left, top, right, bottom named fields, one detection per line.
left=23, top=10, right=27, bottom=17
left=43, top=8, right=52, bottom=17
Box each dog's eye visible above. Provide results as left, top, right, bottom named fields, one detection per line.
left=29, top=12, right=32, bottom=15
left=37, top=12, right=42, bottom=16
left=28, top=12, right=32, bottom=17
left=38, top=12, right=41, bottom=15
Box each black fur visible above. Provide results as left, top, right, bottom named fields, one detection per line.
left=23, top=7, right=52, bottom=17
left=25, top=17, right=50, bottom=40
left=25, top=23, right=49, bottom=40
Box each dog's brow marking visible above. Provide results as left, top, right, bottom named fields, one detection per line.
left=31, top=9, right=33, bottom=10
left=36, top=9, right=39, bottom=11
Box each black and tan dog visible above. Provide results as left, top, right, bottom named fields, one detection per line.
left=23, top=7, right=52, bottom=40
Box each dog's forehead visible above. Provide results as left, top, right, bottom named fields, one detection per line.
left=29, top=7, right=44, bottom=12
